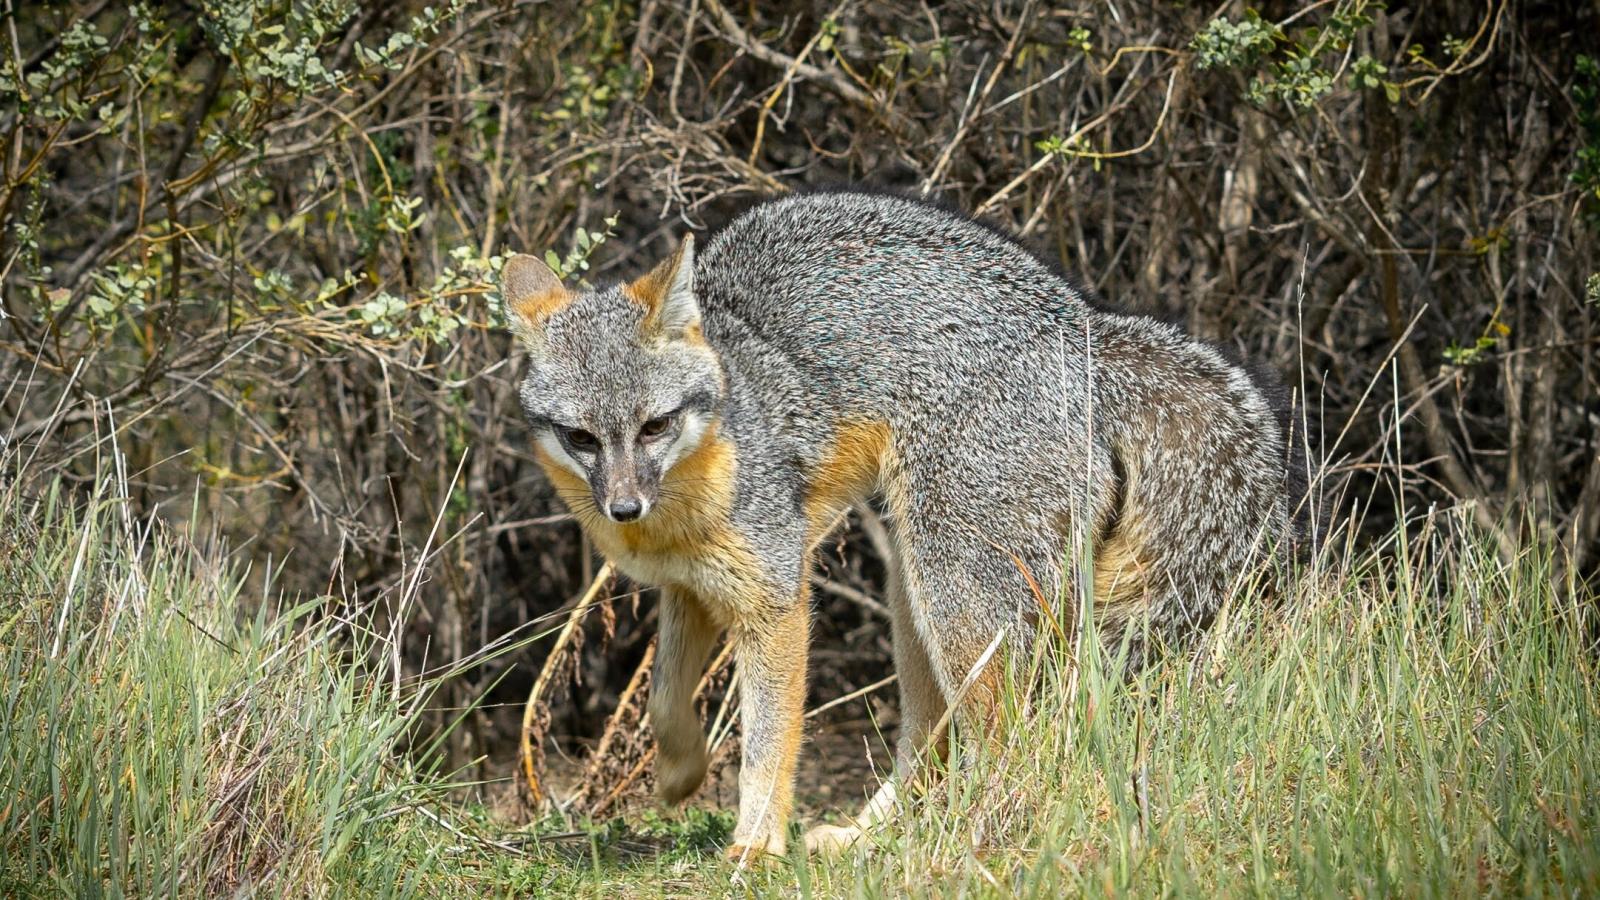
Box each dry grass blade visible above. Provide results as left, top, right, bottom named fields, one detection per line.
left=519, top=561, right=616, bottom=806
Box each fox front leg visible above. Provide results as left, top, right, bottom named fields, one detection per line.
left=805, top=562, right=941, bottom=855
left=649, top=588, right=719, bottom=804
left=725, top=596, right=810, bottom=863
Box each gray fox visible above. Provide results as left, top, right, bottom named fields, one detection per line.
left=506, top=188, right=1298, bottom=860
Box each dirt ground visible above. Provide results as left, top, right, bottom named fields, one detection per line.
left=497, top=695, right=901, bottom=833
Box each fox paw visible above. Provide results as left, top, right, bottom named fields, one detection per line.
left=724, top=842, right=779, bottom=868
left=804, top=823, right=866, bottom=857
left=654, top=744, right=709, bottom=805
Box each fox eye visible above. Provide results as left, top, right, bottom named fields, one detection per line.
left=639, top=415, right=674, bottom=439
left=564, top=427, right=598, bottom=450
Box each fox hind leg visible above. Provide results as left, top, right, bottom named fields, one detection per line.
left=885, top=549, right=949, bottom=772
left=894, top=486, right=1073, bottom=757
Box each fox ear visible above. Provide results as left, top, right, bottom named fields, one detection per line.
left=502, top=253, right=571, bottom=342
left=629, top=234, right=699, bottom=337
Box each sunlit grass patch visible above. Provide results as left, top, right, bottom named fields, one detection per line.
left=0, top=475, right=481, bottom=896
left=3, top=464, right=1595, bottom=897
left=777, top=516, right=1600, bottom=897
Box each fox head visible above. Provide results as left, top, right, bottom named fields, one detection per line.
left=507, top=235, right=725, bottom=524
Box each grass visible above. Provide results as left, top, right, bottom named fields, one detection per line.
left=0, top=476, right=470, bottom=895
left=2, top=465, right=1597, bottom=896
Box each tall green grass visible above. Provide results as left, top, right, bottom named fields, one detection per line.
left=763, top=515, right=1600, bottom=897
left=0, top=475, right=477, bottom=896
left=3, top=462, right=1596, bottom=897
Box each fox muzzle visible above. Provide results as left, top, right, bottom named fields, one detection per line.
left=594, top=442, right=657, bottom=523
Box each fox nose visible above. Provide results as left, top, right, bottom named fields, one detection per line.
left=608, top=498, right=643, bottom=522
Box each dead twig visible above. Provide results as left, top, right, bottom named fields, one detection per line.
left=520, top=561, right=617, bottom=806
left=699, top=0, right=914, bottom=136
